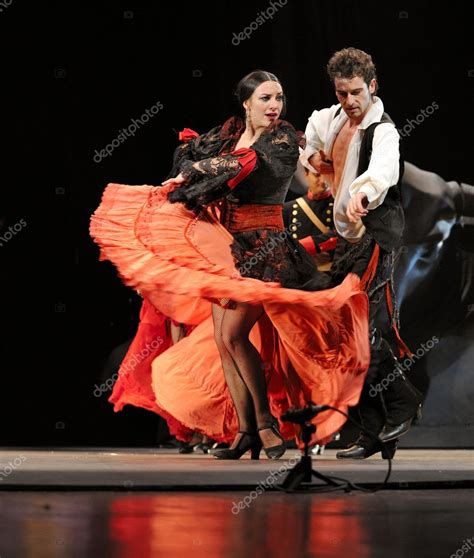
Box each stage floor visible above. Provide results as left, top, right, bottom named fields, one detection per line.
left=1, top=449, right=473, bottom=557
left=0, top=489, right=473, bottom=558
left=1, top=448, right=473, bottom=489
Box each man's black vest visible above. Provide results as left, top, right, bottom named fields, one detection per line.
left=334, top=107, right=405, bottom=251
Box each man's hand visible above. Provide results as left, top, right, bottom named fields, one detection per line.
left=162, top=172, right=186, bottom=186
left=346, top=192, right=369, bottom=223
left=308, top=149, right=334, bottom=175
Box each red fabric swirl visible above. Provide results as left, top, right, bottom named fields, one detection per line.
left=227, top=148, right=258, bottom=189
left=178, top=128, right=199, bottom=142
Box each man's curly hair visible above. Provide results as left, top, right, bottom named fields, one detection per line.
left=327, top=48, right=378, bottom=93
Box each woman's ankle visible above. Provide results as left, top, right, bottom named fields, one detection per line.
left=256, top=414, right=277, bottom=430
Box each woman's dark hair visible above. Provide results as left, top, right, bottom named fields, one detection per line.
left=234, top=70, right=286, bottom=117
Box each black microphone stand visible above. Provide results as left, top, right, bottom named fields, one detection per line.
left=280, top=402, right=392, bottom=493
left=281, top=418, right=343, bottom=491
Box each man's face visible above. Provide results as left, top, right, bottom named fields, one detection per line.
left=334, top=76, right=376, bottom=121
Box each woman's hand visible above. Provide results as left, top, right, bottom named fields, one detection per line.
left=161, top=172, right=186, bottom=186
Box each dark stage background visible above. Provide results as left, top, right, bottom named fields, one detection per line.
left=0, top=0, right=472, bottom=446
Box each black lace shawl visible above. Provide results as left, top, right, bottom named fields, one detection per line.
left=167, top=116, right=301, bottom=211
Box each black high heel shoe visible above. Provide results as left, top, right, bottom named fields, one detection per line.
left=192, top=435, right=215, bottom=454
left=258, top=418, right=286, bottom=460
left=210, top=431, right=262, bottom=460
left=178, top=433, right=213, bottom=454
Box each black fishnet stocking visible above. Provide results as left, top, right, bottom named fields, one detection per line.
left=212, top=302, right=282, bottom=449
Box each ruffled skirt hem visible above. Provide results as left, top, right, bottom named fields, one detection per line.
left=90, top=183, right=371, bottom=445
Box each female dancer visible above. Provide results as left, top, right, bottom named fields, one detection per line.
left=90, top=70, right=370, bottom=459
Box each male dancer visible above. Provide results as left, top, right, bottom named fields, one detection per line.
left=304, top=47, right=422, bottom=459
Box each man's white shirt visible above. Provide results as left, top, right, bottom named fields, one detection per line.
left=303, top=97, right=400, bottom=242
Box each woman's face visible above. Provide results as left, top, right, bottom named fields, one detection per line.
left=244, top=80, right=284, bottom=130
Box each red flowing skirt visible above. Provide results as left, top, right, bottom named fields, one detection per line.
left=90, top=183, right=370, bottom=445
